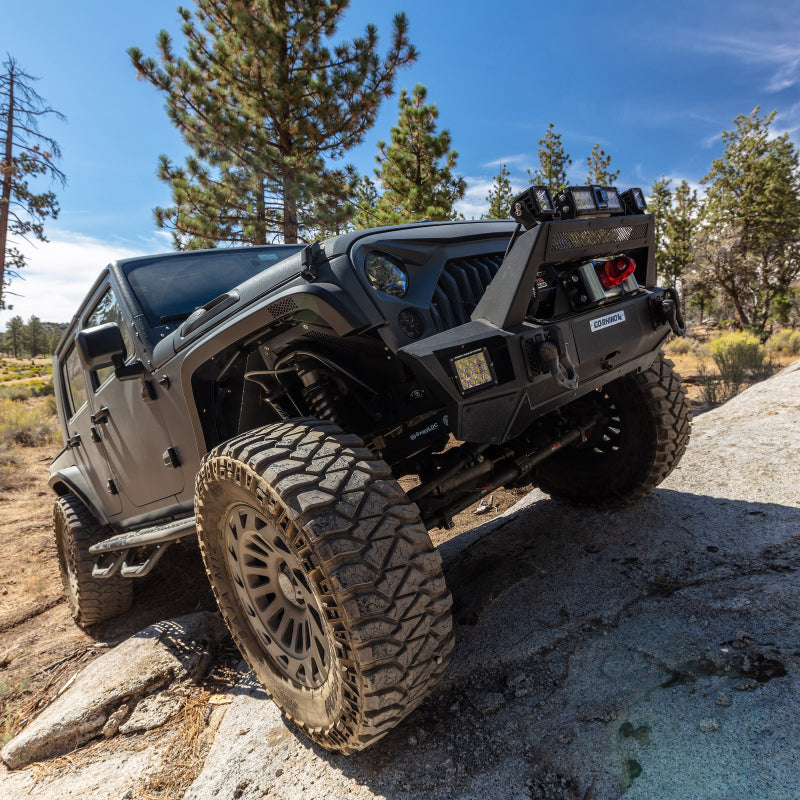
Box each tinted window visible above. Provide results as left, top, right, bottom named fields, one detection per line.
left=62, top=344, right=88, bottom=418
left=86, top=287, right=134, bottom=387
left=124, top=246, right=303, bottom=328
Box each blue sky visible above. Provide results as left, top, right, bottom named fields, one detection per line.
left=3, top=0, right=799, bottom=325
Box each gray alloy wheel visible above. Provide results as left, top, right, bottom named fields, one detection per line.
left=195, top=418, right=453, bottom=753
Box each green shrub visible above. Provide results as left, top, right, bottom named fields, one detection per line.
left=768, top=329, right=792, bottom=352
left=0, top=385, right=31, bottom=402
left=0, top=399, right=58, bottom=447
left=665, top=337, right=694, bottom=355
left=710, top=331, right=776, bottom=380
left=701, top=332, right=778, bottom=406
left=30, top=380, right=54, bottom=397
left=43, top=394, right=58, bottom=416
left=768, top=329, right=800, bottom=356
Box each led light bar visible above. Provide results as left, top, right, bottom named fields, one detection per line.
left=511, top=185, right=646, bottom=224
left=451, top=347, right=496, bottom=394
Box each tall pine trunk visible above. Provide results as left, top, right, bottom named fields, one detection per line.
left=0, top=66, right=14, bottom=304
left=283, top=175, right=298, bottom=244
left=255, top=172, right=267, bottom=245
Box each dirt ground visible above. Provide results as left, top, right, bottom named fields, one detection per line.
left=0, top=443, right=218, bottom=749
left=0, top=346, right=785, bottom=750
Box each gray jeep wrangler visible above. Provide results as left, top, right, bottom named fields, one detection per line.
left=50, top=185, right=690, bottom=752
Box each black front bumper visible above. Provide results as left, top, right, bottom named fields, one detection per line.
left=399, top=288, right=672, bottom=444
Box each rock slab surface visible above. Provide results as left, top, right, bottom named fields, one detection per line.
left=1, top=611, right=227, bottom=770
left=184, top=362, right=800, bottom=800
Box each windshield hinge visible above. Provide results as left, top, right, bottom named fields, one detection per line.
left=300, top=241, right=322, bottom=281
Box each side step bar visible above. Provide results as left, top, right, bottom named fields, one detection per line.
left=89, top=517, right=197, bottom=579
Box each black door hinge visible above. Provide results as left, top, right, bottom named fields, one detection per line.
left=141, top=379, right=157, bottom=402
left=106, top=479, right=118, bottom=495
left=90, top=426, right=102, bottom=443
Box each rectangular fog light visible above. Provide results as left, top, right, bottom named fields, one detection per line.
left=451, top=348, right=496, bottom=394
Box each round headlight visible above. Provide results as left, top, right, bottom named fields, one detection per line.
left=365, top=252, right=407, bottom=297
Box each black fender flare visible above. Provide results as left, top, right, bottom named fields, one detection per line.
left=49, top=466, right=109, bottom=526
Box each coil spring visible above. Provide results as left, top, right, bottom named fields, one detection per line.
left=297, top=363, right=341, bottom=426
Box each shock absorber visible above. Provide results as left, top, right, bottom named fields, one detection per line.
left=296, top=361, right=342, bottom=425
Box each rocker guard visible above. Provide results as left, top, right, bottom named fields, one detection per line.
left=398, top=215, right=671, bottom=445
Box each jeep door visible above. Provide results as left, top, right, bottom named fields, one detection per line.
left=57, top=336, right=123, bottom=518
left=83, top=283, right=185, bottom=508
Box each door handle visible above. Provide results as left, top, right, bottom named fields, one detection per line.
left=90, top=407, right=111, bottom=424
left=67, top=434, right=82, bottom=449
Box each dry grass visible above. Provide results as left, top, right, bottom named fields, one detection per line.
left=0, top=396, right=58, bottom=448
left=135, top=688, right=215, bottom=800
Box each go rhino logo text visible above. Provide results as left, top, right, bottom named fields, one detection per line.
left=589, top=310, right=626, bottom=333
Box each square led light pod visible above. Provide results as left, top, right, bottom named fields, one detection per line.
left=621, top=187, right=647, bottom=213
left=510, top=186, right=556, bottom=228
left=451, top=347, right=497, bottom=394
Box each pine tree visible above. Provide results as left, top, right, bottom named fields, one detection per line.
left=483, top=164, right=513, bottom=219
left=0, top=57, right=66, bottom=310
left=48, top=325, right=62, bottom=355
left=700, top=107, right=800, bottom=335
left=662, top=180, right=699, bottom=297
left=129, top=1, right=416, bottom=246
left=26, top=315, right=44, bottom=358
left=351, top=175, right=381, bottom=229
left=647, top=176, right=673, bottom=281
left=585, top=144, right=619, bottom=185
left=6, top=315, right=24, bottom=358
left=373, top=85, right=466, bottom=224
left=528, top=122, right=571, bottom=193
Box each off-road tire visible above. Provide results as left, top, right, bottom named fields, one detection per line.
left=195, top=418, right=453, bottom=753
left=533, top=354, right=691, bottom=508
left=54, top=494, right=134, bottom=627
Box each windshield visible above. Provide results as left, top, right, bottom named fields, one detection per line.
left=123, top=246, right=303, bottom=328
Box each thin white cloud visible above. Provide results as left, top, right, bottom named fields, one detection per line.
left=482, top=154, right=531, bottom=170
left=455, top=175, right=528, bottom=220
left=1, top=231, right=158, bottom=326
left=773, top=102, right=800, bottom=141
left=702, top=131, right=723, bottom=149
left=687, top=31, right=800, bottom=91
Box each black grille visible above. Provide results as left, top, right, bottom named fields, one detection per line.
left=430, top=253, right=504, bottom=331
left=549, top=223, right=648, bottom=252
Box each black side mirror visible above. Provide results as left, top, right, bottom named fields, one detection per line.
left=75, top=323, right=145, bottom=381
left=76, top=323, right=126, bottom=371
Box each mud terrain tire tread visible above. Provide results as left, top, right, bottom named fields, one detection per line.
left=534, top=354, right=691, bottom=508
left=195, top=418, right=453, bottom=753
left=54, top=494, right=133, bottom=627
